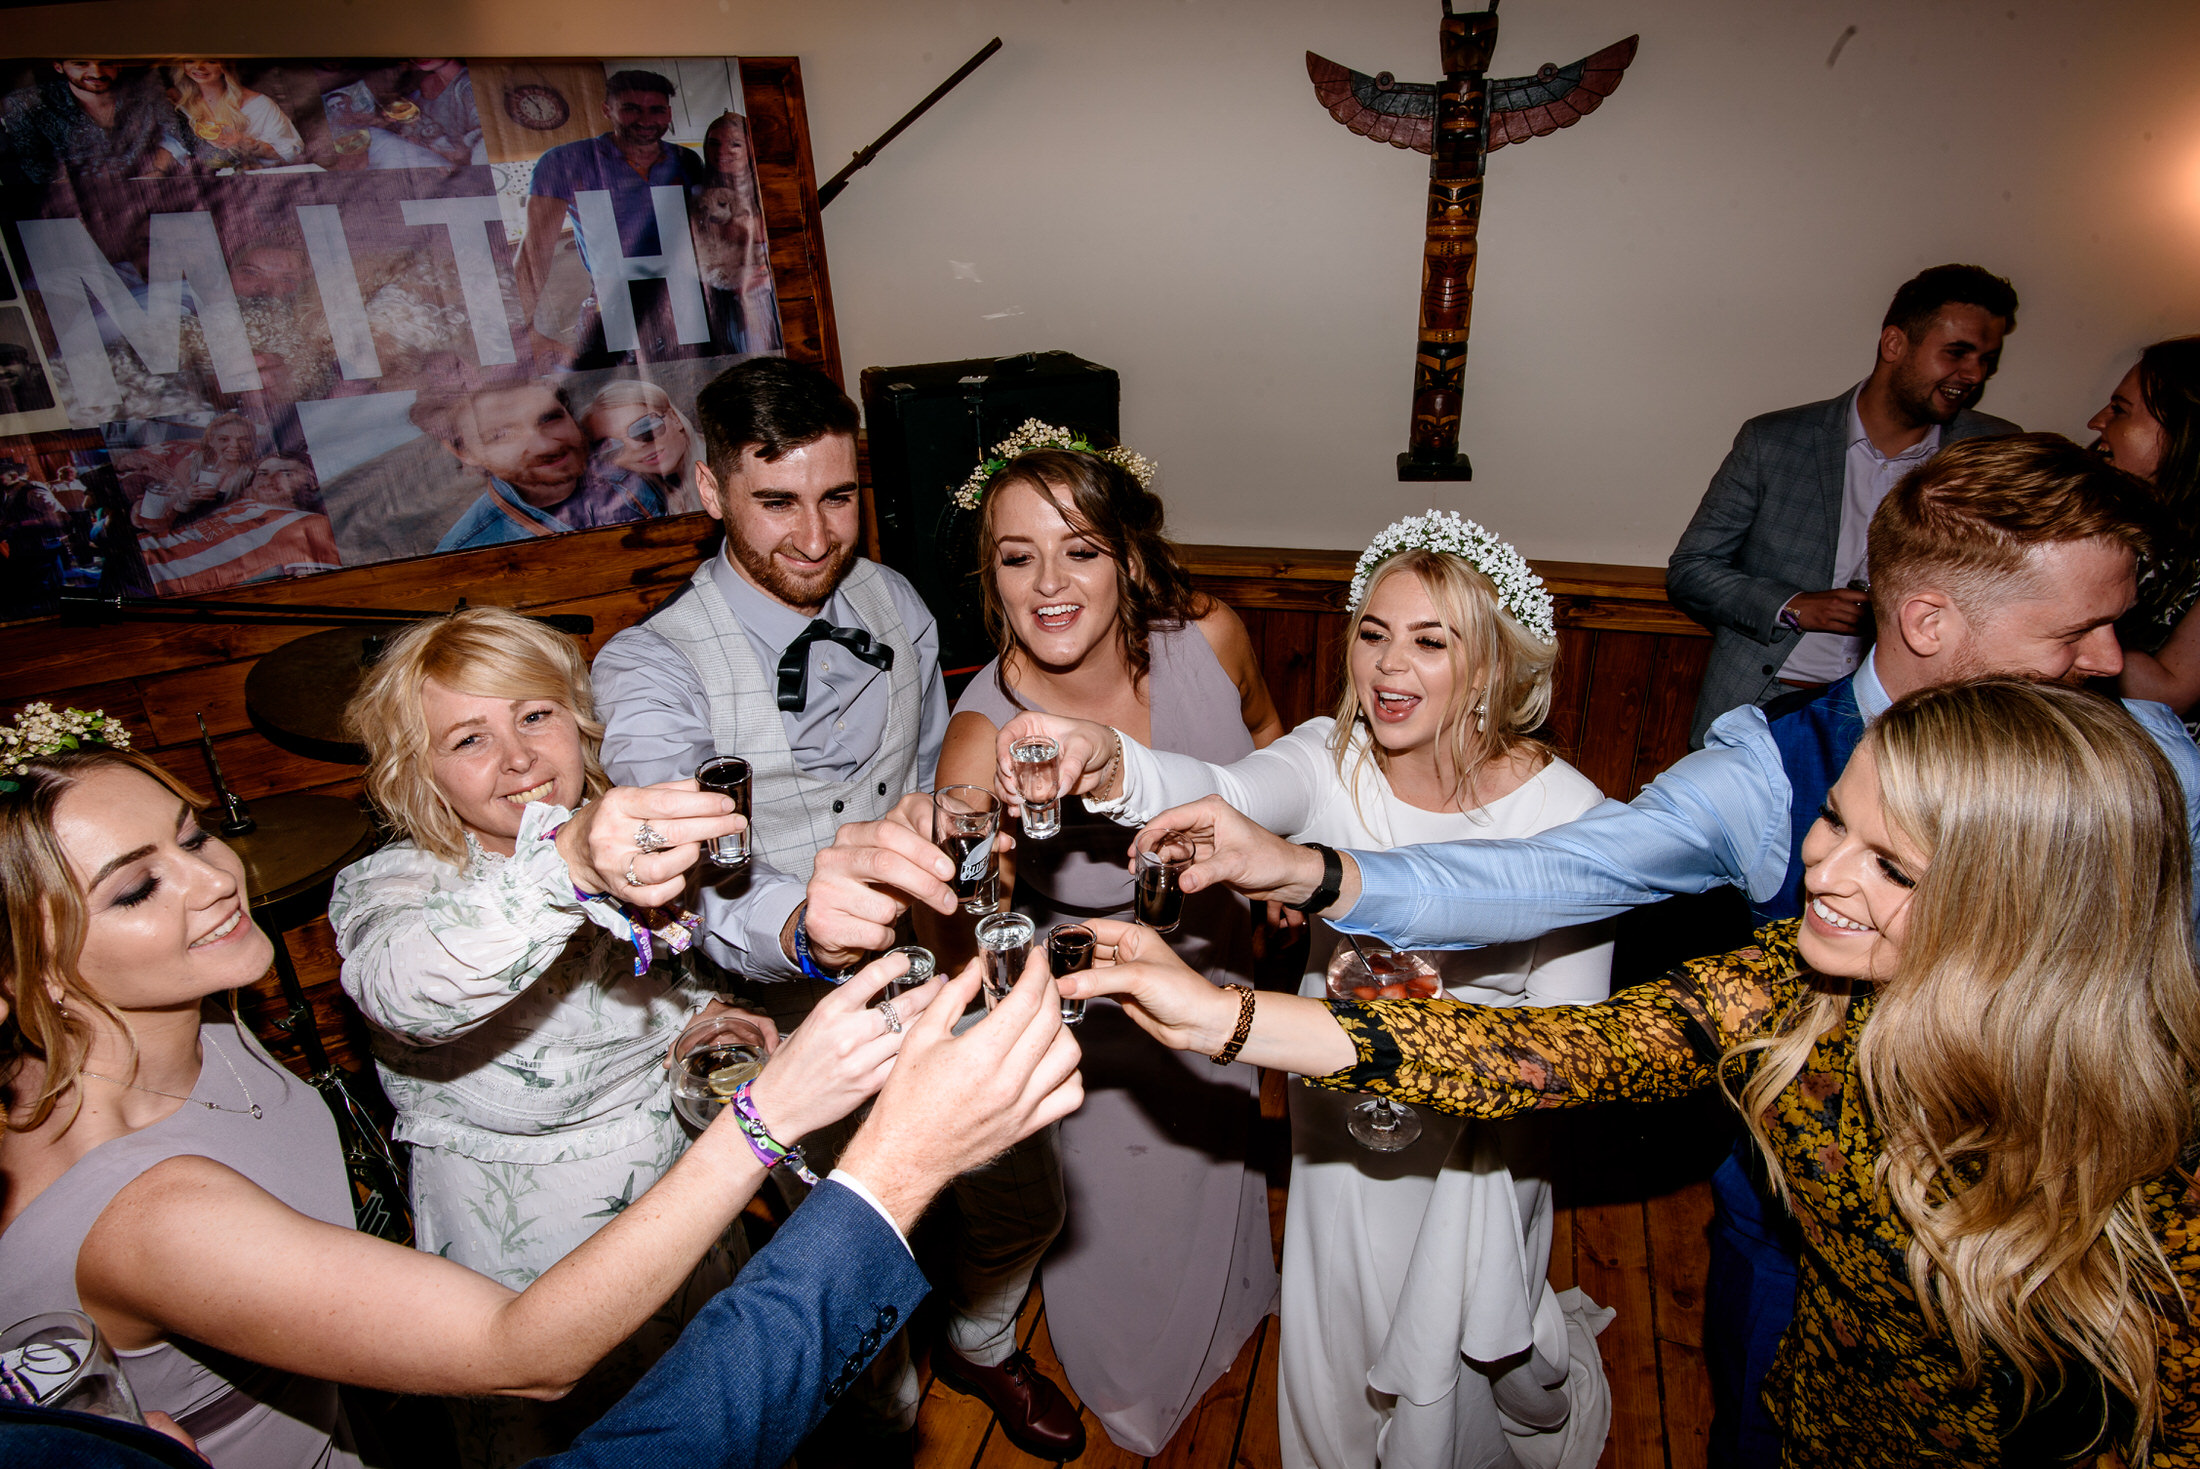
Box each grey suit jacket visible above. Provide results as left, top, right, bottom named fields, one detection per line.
left=1666, top=390, right=2019, bottom=746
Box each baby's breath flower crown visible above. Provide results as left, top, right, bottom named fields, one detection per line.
left=1350, top=510, right=1557, bottom=645
left=0, top=703, right=132, bottom=794
left=952, top=419, right=1158, bottom=512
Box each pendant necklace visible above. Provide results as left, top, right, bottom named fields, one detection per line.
left=81, top=1036, right=263, bottom=1121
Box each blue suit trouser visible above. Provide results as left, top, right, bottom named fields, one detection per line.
left=1704, top=1142, right=1798, bottom=1469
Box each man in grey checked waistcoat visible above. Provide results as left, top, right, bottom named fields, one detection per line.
left=1667, top=263, right=2023, bottom=747
left=593, top=356, right=1083, bottom=1461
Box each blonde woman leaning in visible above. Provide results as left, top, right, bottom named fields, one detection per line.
left=1000, top=512, right=1615, bottom=1469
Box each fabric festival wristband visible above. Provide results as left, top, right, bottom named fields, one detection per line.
left=791, top=902, right=844, bottom=982
left=730, top=1079, right=820, bottom=1186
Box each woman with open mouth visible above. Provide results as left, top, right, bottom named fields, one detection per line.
left=1062, top=676, right=2200, bottom=1468
left=929, top=426, right=1284, bottom=1456
left=996, top=509, right=1615, bottom=1469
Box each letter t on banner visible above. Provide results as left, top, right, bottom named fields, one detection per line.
left=573, top=186, right=711, bottom=352
left=399, top=195, right=520, bottom=366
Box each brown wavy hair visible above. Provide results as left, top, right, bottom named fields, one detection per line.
left=977, top=448, right=1202, bottom=703
left=345, top=607, right=608, bottom=866
left=1, top=748, right=208, bottom=1132
left=1722, top=679, right=2200, bottom=1454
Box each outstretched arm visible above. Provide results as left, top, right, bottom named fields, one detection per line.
left=1068, top=918, right=1798, bottom=1117
left=1133, top=708, right=1795, bottom=949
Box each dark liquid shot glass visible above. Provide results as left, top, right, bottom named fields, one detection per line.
left=695, top=756, right=752, bottom=869
left=1134, top=838, right=1192, bottom=934
left=1046, top=923, right=1096, bottom=1025
left=934, top=785, right=1003, bottom=915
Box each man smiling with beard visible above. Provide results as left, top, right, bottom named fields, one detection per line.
left=591, top=356, right=1085, bottom=1461
left=1668, top=263, right=2021, bottom=745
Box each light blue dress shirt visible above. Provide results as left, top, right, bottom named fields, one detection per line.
left=1335, top=653, right=2200, bottom=948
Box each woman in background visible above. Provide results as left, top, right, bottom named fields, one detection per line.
left=2105, top=336, right=2200, bottom=721
left=1002, top=512, right=1614, bottom=1469
left=1069, top=677, right=2200, bottom=1466
left=131, top=413, right=258, bottom=535
left=582, top=380, right=702, bottom=516
left=931, top=425, right=1283, bottom=1456
left=168, top=60, right=302, bottom=169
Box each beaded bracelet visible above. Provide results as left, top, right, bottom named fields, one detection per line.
left=729, top=1079, right=821, bottom=1185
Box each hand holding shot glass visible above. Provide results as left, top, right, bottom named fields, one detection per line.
left=1010, top=735, right=1064, bottom=839
left=695, top=755, right=753, bottom=868
left=1046, top=922, right=1096, bottom=1025
left=668, top=954, right=948, bottom=1139
left=1133, top=831, right=1195, bottom=933
left=933, top=785, right=1003, bottom=914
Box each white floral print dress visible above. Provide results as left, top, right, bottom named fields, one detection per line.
left=329, top=799, right=741, bottom=1467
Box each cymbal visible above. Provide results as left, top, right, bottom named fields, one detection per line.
left=227, top=793, right=375, bottom=912
left=245, top=627, right=383, bottom=764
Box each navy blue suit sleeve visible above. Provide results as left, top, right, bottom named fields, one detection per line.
left=528, top=1181, right=931, bottom=1469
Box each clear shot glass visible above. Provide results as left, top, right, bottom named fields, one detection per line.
left=1011, top=735, right=1063, bottom=840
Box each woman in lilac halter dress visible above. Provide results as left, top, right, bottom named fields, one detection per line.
left=937, top=438, right=1285, bottom=1454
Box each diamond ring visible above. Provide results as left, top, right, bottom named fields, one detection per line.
left=879, top=1000, right=903, bottom=1035
left=624, top=859, right=642, bottom=888
left=634, top=821, right=669, bottom=853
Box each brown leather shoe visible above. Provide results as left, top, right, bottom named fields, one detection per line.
left=931, top=1345, right=1086, bottom=1460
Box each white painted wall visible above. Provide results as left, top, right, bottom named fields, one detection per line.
left=10, top=0, right=2200, bottom=565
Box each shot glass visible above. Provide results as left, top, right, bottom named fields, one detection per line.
left=883, top=944, right=935, bottom=1002
left=975, top=912, right=1036, bottom=1010
left=1134, top=834, right=1194, bottom=934
left=1010, top=736, right=1063, bottom=840
left=695, top=756, right=753, bottom=869
left=668, top=1011, right=771, bottom=1131
left=0, top=1310, right=143, bottom=1424
left=933, top=785, right=1002, bottom=915
left=1046, top=922, right=1096, bottom=1026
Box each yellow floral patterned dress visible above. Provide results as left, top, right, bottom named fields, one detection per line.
left=1306, top=920, right=2200, bottom=1467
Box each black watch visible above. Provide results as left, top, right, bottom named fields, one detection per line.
left=1291, top=842, right=1343, bottom=915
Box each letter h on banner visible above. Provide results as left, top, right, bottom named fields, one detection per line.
left=573, top=186, right=711, bottom=352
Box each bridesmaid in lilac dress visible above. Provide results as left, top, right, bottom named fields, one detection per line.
left=935, top=435, right=1285, bottom=1454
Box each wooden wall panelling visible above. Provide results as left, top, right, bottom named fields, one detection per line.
left=740, top=58, right=842, bottom=386
left=1570, top=632, right=1660, bottom=800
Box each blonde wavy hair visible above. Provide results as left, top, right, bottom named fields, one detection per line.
left=1330, top=548, right=1556, bottom=812
left=1, top=749, right=208, bottom=1132
left=345, top=607, right=608, bottom=866
left=1722, top=678, right=2200, bottom=1451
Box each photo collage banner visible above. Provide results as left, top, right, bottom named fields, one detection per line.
left=0, top=56, right=780, bottom=615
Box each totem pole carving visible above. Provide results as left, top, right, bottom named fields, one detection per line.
left=1309, top=3, right=1637, bottom=480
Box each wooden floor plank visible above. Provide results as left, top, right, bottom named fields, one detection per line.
left=1573, top=1199, right=1662, bottom=1469
left=1655, top=1336, right=1713, bottom=1469
left=1233, top=1318, right=1283, bottom=1469
left=911, top=1289, right=1046, bottom=1469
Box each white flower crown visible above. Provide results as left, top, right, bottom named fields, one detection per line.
left=1349, top=510, right=1557, bottom=644
left=952, top=419, right=1158, bottom=511
left=1, top=702, right=132, bottom=793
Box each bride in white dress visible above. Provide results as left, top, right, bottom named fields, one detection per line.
left=996, top=514, right=1616, bottom=1469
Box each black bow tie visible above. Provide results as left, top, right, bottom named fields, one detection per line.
left=777, top=620, right=894, bottom=713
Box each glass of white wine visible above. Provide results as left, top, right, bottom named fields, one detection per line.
left=669, top=1012, right=773, bottom=1132
left=1324, top=934, right=1439, bottom=1151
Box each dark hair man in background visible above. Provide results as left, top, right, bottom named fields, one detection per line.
left=1668, top=263, right=2022, bottom=746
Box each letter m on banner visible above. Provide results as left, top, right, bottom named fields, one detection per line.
left=19, top=212, right=261, bottom=421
